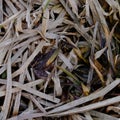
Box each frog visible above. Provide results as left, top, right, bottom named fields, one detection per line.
left=30, top=48, right=56, bottom=79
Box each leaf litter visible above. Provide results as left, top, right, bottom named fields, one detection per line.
left=0, top=0, right=120, bottom=120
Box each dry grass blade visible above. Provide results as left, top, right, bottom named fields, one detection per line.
left=84, top=112, right=93, bottom=120
left=68, top=0, right=78, bottom=17
left=59, top=0, right=78, bottom=22
left=0, top=0, right=120, bottom=119
left=0, top=11, right=23, bottom=26
left=58, top=52, right=73, bottom=70
left=81, top=83, right=90, bottom=96
left=0, top=79, right=44, bottom=97
left=74, top=48, right=87, bottom=63
left=0, top=0, right=3, bottom=30
left=42, top=0, right=51, bottom=11
left=1, top=52, right=12, bottom=119
left=46, top=49, right=59, bottom=66
left=0, top=47, right=9, bottom=65
left=5, top=0, right=18, bottom=14
left=12, top=51, right=28, bottom=116
left=89, top=110, right=118, bottom=120
left=71, top=114, right=83, bottom=120
left=74, top=24, right=92, bottom=43
left=107, top=106, right=120, bottom=115
left=92, top=0, right=115, bottom=69
left=0, top=78, right=60, bottom=103
left=30, top=96, right=47, bottom=113
left=48, top=96, right=120, bottom=116
left=48, top=79, right=120, bottom=114
left=41, top=8, right=49, bottom=35
left=53, top=75, right=62, bottom=96
left=0, top=79, right=45, bottom=97
left=95, top=47, right=107, bottom=59
left=89, top=58, right=105, bottom=84
left=57, top=65, right=80, bottom=85
left=12, top=81, right=60, bottom=103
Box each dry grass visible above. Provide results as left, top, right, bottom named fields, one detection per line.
left=0, top=0, right=120, bottom=120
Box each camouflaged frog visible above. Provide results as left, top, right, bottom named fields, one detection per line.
left=30, top=49, right=56, bottom=78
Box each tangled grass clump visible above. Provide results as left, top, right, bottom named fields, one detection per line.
left=0, top=0, right=120, bottom=119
